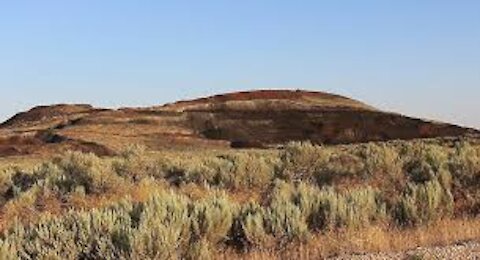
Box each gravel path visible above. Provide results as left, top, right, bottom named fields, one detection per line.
left=331, top=241, right=480, bottom=260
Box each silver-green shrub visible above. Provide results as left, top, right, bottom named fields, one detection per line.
left=131, top=192, right=191, bottom=259
left=233, top=202, right=269, bottom=248
left=190, top=192, right=237, bottom=245
left=264, top=180, right=309, bottom=241
left=279, top=141, right=331, bottom=182
left=396, top=179, right=454, bottom=226
left=219, top=153, right=276, bottom=189
left=296, top=183, right=386, bottom=230
left=401, top=143, right=449, bottom=183
left=360, top=143, right=402, bottom=178
left=280, top=142, right=367, bottom=186
left=53, top=151, right=123, bottom=194
left=113, top=145, right=166, bottom=182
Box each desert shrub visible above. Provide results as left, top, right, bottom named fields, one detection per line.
left=2, top=203, right=133, bottom=259
left=279, top=142, right=331, bottom=182
left=120, top=144, right=147, bottom=158
left=395, top=179, right=454, bottom=226
left=233, top=202, right=270, bottom=248
left=218, top=153, right=276, bottom=189
left=448, top=141, right=480, bottom=214
left=280, top=142, right=367, bottom=186
left=343, top=187, right=387, bottom=228
left=264, top=180, right=309, bottom=242
left=314, top=152, right=365, bottom=186
left=406, top=159, right=442, bottom=184
left=264, top=181, right=385, bottom=236
left=160, top=151, right=277, bottom=190
left=2, top=193, right=191, bottom=259
left=449, top=141, right=480, bottom=183
left=295, top=182, right=320, bottom=223
left=189, top=157, right=234, bottom=187
left=132, top=192, right=191, bottom=259
left=190, top=192, right=237, bottom=245
left=161, top=156, right=234, bottom=188
left=356, top=143, right=408, bottom=208
left=0, top=160, right=100, bottom=208
left=113, top=145, right=166, bottom=182
left=52, top=151, right=123, bottom=194
left=1, top=185, right=43, bottom=226
left=8, top=169, right=40, bottom=197
left=359, top=143, right=402, bottom=179
left=184, top=239, right=213, bottom=260
left=404, top=144, right=450, bottom=185
left=0, top=168, right=14, bottom=205
left=296, top=183, right=386, bottom=231
left=0, top=168, right=13, bottom=191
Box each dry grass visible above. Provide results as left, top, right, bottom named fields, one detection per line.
left=230, top=218, right=480, bottom=259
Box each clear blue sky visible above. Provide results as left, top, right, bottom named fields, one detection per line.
left=1, top=1, right=479, bottom=128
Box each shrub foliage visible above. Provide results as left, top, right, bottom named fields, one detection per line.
left=0, top=138, right=479, bottom=258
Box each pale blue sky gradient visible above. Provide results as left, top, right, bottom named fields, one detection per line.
left=1, top=1, right=479, bottom=128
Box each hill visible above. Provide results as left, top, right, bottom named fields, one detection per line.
left=1, top=90, right=480, bottom=259
left=0, top=89, right=477, bottom=157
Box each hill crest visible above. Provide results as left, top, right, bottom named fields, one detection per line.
left=160, top=89, right=377, bottom=112
left=0, top=89, right=477, bottom=157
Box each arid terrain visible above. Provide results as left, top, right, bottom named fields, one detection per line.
left=0, top=90, right=477, bottom=158
left=0, top=90, right=479, bottom=259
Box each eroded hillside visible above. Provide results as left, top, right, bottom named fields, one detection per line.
left=0, top=90, right=477, bottom=157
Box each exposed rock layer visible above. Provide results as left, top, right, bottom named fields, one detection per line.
left=0, top=90, right=477, bottom=156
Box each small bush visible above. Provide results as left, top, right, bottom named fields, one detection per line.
left=279, top=142, right=368, bottom=186
left=279, top=142, right=331, bottom=182
left=160, top=151, right=277, bottom=190
left=360, top=143, right=402, bottom=177
left=190, top=192, right=237, bottom=244
left=449, top=141, right=480, bottom=182
left=404, top=144, right=450, bottom=185
left=314, top=153, right=365, bottom=186
left=53, top=151, right=123, bottom=194
left=395, top=179, right=453, bottom=226
left=219, top=153, right=276, bottom=189
left=233, top=202, right=269, bottom=248
left=264, top=181, right=309, bottom=242
left=448, top=141, right=480, bottom=214
left=132, top=192, right=191, bottom=259
left=296, top=184, right=386, bottom=231
left=0, top=169, right=13, bottom=205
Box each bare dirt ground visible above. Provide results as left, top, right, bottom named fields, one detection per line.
left=332, top=241, right=480, bottom=260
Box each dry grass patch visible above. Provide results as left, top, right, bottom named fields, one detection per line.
left=230, top=218, right=480, bottom=259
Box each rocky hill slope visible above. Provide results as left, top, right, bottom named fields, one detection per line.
left=0, top=90, right=477, bottom=157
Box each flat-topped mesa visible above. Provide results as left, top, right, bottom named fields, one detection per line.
left=161, top=89, right=377, bottom=112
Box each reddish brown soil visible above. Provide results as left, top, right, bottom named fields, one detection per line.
left=0, top=104, right=95, bottom=128
left=0, top=90, right=477, bottom=156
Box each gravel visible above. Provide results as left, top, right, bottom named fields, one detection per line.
left=330, top=241, right=480, bottom=260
